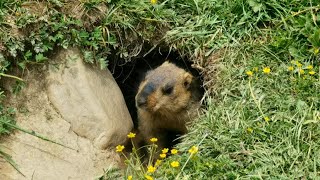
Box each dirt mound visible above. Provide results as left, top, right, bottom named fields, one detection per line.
left=0, top=48, right=133, bottom=179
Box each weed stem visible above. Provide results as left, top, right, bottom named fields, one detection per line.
left=0, top=73, right=24, bottom=81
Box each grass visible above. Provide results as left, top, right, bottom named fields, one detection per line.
left=172, top=49, right=320, bottom=179
left=114, top=49, right=319, bottom=179
left=105, top=0, right=320, bottom=179
left=1, top=0, right=320, bottom=179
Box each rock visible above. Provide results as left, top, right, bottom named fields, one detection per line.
left=46, top=48, right=133, bottom=149
left=0, top=47, right=133, bottom=179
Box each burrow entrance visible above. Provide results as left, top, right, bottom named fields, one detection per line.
left=108, top=45, right=205, bottom=128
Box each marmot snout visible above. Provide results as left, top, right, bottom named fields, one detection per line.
left=135, top=61, right=202, bottom=153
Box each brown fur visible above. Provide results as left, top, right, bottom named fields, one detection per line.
left=135, top=61, right=201, bottom=155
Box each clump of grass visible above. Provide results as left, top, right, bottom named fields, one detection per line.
left=0, top=89, right=21, bottom=175
left=100, top=132, right=206, bottom=180
left=176, top=47, right=320, bottom=179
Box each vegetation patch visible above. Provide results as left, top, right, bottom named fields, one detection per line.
left=1, top=0, right=320, bottom=179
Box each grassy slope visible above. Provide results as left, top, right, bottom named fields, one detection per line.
left=121, top=0, right=320, bottom=179
left=174, top=50, right=320, bottom=179
left=1, top=0, right=320, bottom=179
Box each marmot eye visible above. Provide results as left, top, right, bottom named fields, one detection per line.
left=162, top=85, right=173, bottom=95
left=184, top=81, right=190, bottom=87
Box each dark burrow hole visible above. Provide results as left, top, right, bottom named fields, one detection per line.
left=108, top=46, right=204, bottom=127
left=108, top=45, right=205, bottom=150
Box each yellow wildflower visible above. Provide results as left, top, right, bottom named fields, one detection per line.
left=314, top=48, right=319, bottom=55
left=299, top=69, right=305, bottom=74
left=162, top=148, right=169, bottom=154
left=170, top=161, right=180, bottom=168
left=246, top=71, right=253, bottom=76
left=145, top=175, right=153, bottom=180
left=147, top=165, right=156, bottom=173
left=150, top=138, right=158, bottom=143
left=155, top=159, right=162, bottom=166
left=263, top=67, right=271, bottom=74
left=297, top=62, right=303, bottom=67
left=127, top=132, right=136, bottom=138
left=307, top=65, right=313, bottom=69
left=116, top=145, right=124, bottom=152
left=171, top=149, right=178, bottom=155
left=159, top=153, right=166, bottom=159
left=309, top=71, right=316, bottom=75
left=247, top=127, right=253, bottom=133
left=264, top=116, right=270, bottom=122
left=288, top=66, right=294, bottom=71
left=150, top=0, right=157, bottom=5
left=128, top=175, right=133, bottom=180
left=188, top=146, right=199, bottom=154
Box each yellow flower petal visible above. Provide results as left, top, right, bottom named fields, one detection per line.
left=299, top=69, right=305, bottom=74
left=127, top=132, right=136, bottom=138
left=147, top=165, right=156, bottom=173
left=150, top=138, right=158, bottom=143
left=170, top=161, right=180, bottom=168
left=246, top=71, right=253, bottom=76
left=162, top=148, right=169, bottom=154
left=116, top=145, right=125, bottom=152
left=247, top=127, right=253, bottom=133
left=145, top=175, right=153, bottom=180
left=263, top=67, right=271, bottom=74
left=150, top=0, right=157, bottom=5
left=307, top=65, right=313, bottom=70
left=128, top=175, right=133, bottom=180
left=155, top=159, right=162, bottom=167
left=159, top=153, right=166, bottom=159
left=188, top=146, right=199, bottom=154
left=171, top=149, right=178, bottom=155
left=264, top=116, right=270, bottom=122
left=309, top=71, right=316, bottom=75
left=288, top=66, right=294, bottom=71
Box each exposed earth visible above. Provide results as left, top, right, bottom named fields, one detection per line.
left=0, top=48, right=133, bottom=180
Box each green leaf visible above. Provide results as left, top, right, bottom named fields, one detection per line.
left=83, top=51, right=94, bottom=63
left=35, top=53, right=48, bottom=62
left=24, top=50, right=32, bottom=60
left=18, top=62, right=26, bottom=69
left=60, top=40, right=69, bottom=49
left=79, top=31, right=89, bottom=39
left=98, top=58, right=107, bottom=70
left=55, top=32, right=64, bottom=40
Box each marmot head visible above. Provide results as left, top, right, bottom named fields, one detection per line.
left=135, top=61, right=194, bottom=115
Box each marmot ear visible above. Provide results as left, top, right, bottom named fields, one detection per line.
left=183, top=72, right=193, bottom=89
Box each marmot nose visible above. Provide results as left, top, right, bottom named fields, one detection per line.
left=136, top=82, right=155, bottom=108
left=136, top=96, right=147, bottom=107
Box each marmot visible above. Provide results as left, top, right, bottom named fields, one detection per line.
left=135, top=61, right=202, bottom=154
